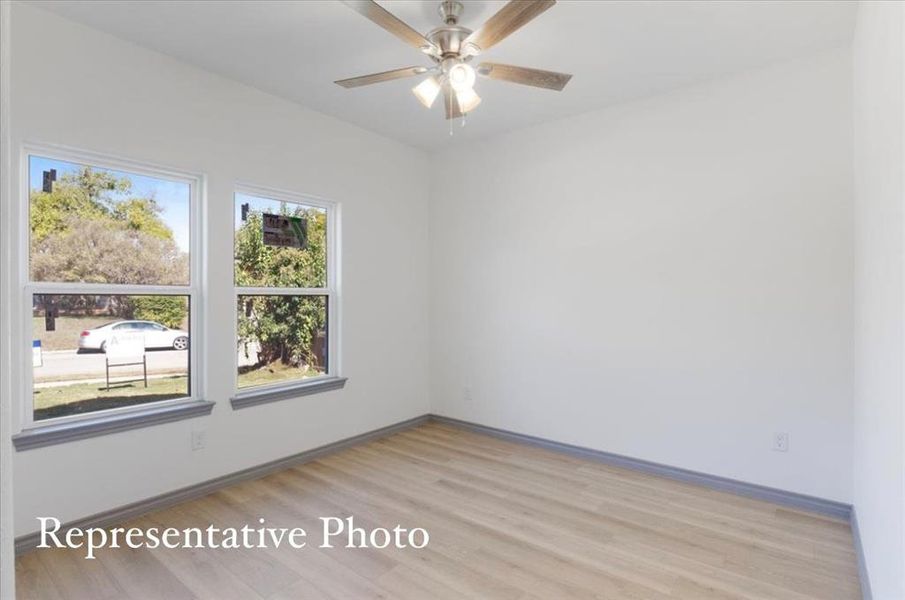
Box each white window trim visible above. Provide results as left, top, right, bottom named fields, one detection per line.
left=232, top=182, right=342, bottom=404
left=15, top=142, right=207, bottom=432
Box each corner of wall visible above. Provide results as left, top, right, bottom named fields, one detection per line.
left=0, top=1, right=15, bottom=597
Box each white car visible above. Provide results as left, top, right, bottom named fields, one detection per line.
left=78, top=320, right=189, bottom=352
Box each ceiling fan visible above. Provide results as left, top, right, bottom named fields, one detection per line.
left=335, top=0, right=572, bottom=122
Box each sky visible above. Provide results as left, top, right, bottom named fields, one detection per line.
left=29, top=156, right=191, bottom=252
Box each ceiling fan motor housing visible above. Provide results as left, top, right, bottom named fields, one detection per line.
left=427, top=25, right=474, bottom=60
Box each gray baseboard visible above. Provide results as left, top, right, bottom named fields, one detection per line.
left=850, top=506, right=873, bottom=600
left=430, top=414, right=853, bottom=521
left=15, top=414, right=430, bottom=555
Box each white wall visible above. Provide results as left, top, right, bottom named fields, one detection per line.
left=852, top=1, right=905, bottom=597
left=430, top=49, right=854, bottom=502
left=8, top=2, right=430, bottom=535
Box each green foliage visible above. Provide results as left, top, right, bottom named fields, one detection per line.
left=237, top=295, right=325, bottom=368
left=235, top=205, right=328, bottom=369
left=30, top=168, right=133, bottom=242
left=234, top=207, right=327, bottom=287
left=112, top=198, right=174, bottom=241
left=30, top=187, right=104, bottom=243
left=31, top=167, right=174, bottom=245
left=68, top=166, right=132, bottom=202
left=133, top=296, right=188, bottom=329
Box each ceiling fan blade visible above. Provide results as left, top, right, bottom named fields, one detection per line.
left=461, top=0, right=556, bottom=56
left=443, top=84, right=464, bottom=120
left=342, top=1, right=439, bottom=56
left=478, top=62, right=572, bottom=91
left=335, top=66, right=429, bottom=88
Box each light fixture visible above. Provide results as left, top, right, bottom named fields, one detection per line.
left=335, top=0, right=574, bottom=128
left=412, top=76, right=442, bottom=108
left=447, top=63, right=476, bottom=92
left=455, top=87, right=481, bottom=113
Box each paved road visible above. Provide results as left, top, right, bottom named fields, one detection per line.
left=34, top=349, right=188, bottom=382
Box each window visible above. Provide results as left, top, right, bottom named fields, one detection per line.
left=23, top=151, right=200, bottom=426
left=233, top=187, right=339, bottom=397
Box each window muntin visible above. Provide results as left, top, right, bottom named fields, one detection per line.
left=234, top=189, right=337, bottom=392
left=23, top=151, right=199, bottom=426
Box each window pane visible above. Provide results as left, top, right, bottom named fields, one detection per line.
left=234, top=193, right=327, bottom=288
left=237, top=295, right=327, bottom=389
left=32, top=294, right=190, bottom=421
left=29, top=156, right=190, bottom=285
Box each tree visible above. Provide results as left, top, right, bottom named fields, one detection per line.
left=30, top=168, right=132, bottom=242
left=113, top=197, right=175, bottom=241
left=235, top=206, right=327, bottom=370
left=31, top=215, right=187, bottom=285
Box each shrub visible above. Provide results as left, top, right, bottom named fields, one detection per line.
left=132, top=296, right=187, bottom=329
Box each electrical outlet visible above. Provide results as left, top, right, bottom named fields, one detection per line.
left=772, top=432, right=789, bottom=452
left=191, top=430, right=206, bottom=451
left=463, top=387, right=473, bottom=403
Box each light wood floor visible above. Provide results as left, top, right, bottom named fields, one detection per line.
left=16, top=422, right=861, bottom=599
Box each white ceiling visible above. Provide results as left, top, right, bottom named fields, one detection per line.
left=27, top=0, right=857, bottom=151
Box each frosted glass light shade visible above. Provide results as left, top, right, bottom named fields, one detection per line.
left=412, top=76, right=442, bottom=108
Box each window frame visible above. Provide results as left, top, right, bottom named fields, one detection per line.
left=232, top=183, right=342, bottom=402
left=16, top=143, right=206, bottom=431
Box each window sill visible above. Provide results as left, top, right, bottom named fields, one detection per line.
left=12, top=400, right=215, bottom=451
left=230, top=377, right=347, bottom=410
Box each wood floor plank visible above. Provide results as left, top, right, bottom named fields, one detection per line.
left=14, top=553, right=65, bottom=600
left=15, top=423, right=861, bottom=599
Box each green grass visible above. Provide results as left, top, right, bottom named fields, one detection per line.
left=32, top=316, right=114, bottom=352
left=33, top=375, right=188, bottom=421
left=237, top=361, right=324, bottom=389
